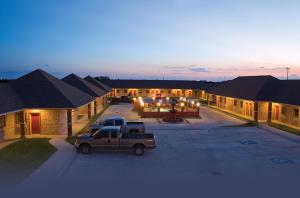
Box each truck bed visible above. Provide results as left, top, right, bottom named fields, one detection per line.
left=121, top=133, right=154, bottom=139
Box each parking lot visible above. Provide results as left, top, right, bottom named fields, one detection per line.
left=44, top=104, right=299, bottom=195
left=25, top=104, right=300, bottom=197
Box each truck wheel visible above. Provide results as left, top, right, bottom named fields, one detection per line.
left=134, top=145, right=144, bottom=156
left=80, top=144, right=91, bottom=154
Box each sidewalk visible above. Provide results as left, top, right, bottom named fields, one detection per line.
left=18, top=136, right=77, bottom=190
left=259, top=123, right=300, bottom=144
left=0, top=139, right=18, bottom=150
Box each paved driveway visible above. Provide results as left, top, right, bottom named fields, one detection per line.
left=18, top=104, right=300, bottom=197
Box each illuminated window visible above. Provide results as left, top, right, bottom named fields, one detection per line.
left=0, top=115, right=6, bottom=128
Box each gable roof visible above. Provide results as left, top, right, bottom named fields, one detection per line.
left=271, top=80, right=300, bottom=106
left=97, top=79, right=217, bottom=91
left=0, top=83, right=25, bottom=115
left=84, top=76, right=112, bottom=92
left=209, top=75, right=280, bottom=101
left=62, top=74, right=106, bottom=97
left=10, top=69, right=94, bottom=109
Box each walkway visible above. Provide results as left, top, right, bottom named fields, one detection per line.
left=18, top=135, right=76, bottom=191
left=0, top=139, right=18, bottom=150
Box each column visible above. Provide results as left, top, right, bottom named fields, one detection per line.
left=67, top=109, right=72, bottom=137
left=20, top=111, right=25, bottom=139
left=267, top=102, right=272, bottom=122
left=94, top=100, right=97, bottom=115
left=88, top=103, right=92, bottom=119
left=254, top=102, right=259, bottom=122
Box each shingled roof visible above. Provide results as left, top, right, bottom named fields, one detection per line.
left=97, top=79, right=217, bottom=91
left=10, top=69, right=94, bottom=109
left=209, top=75, right=280, bottom=101
left=0, top=83, right=24, bottom=115
left=271, top=80, right=300, bottom=106
left=84, top=76, right=112, bottom=92
left=62, top=74, right=106, bottom=97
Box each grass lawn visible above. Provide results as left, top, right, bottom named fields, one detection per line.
left=66, top=104, right=110, bottom=145
left=0, top=138, right=57, bottom=186
left=269, top=122, right=300, bottom=136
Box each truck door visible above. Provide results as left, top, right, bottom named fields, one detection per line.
left=92, top=129, right=111, bottom=150
left=109, top=129, right=120, bottom=149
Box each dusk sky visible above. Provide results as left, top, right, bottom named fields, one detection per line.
left=1, top=0, right=300, bottom=81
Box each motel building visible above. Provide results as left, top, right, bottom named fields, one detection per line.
left=207, top=75, right=300, bottom=129
left=0, top=69, right=110, bottom=141
left=97, top=79, right=215, bottom=99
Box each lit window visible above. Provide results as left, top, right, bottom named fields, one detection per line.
left=0, top=115, right=6, bottom=128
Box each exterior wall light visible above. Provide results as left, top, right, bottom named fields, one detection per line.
left=181, top=103, right=184, bottom=107
left=157, top=102, right=161, bottom=107
left=196, top=102, right=200, bottom=107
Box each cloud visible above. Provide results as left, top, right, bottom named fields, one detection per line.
left=187, top=65, right=210, bottom=72
left=164, top=65, right=210, bottom=73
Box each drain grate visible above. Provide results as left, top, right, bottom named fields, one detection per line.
left=240, top=140, right=257, bottom=145
left=271, top=157, right=294, bottom=164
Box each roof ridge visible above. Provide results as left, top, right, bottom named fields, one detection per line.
left=39, top=70, right=80, bottom=108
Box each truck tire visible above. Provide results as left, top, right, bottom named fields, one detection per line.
left=134, top=145, right=145, bottom=156
left=79, top=144, right=91, bottom=154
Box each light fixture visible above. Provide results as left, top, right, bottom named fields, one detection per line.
left=196, top=102, right=200, bottom=107
left=191, top=101, right=195, bottom=105
left=166, top=97, right=170, bottom=100
left=152, top=96, right=155, bottom=100
left=157, top=102, right=161, bottom=107
left=181, top=103, right=184, bottom=107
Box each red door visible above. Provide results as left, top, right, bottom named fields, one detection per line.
left=31, top=113, right=41, bottom=134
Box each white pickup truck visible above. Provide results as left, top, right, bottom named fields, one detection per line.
left=90, top=116, right=145, bottom=134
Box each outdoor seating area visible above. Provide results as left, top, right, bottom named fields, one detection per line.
left=133, top=97, right=201, bottom=118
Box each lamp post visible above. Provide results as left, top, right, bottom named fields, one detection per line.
left=181, top=102, right=185, bottom=112
left=196, top=102, right=200, bottom=115
left=157, top=102, right=161, bottom=112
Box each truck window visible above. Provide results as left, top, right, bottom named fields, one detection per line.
left=103, top=120, right=114, bottom=126
left=94, top=129, right=110, bottom=139
left=115, top=119, right=124, bottom=126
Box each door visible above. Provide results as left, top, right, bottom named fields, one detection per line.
left=273, top=105, right=280, bottom=120
left=31, top=113, right=41, bottom=134
left=92, top=129, right=111, bottom=150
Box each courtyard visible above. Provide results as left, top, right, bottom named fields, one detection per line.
left=13, top=104, right=300, bottom=197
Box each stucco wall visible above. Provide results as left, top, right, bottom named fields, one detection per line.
left=272, top=103, right=300, bottom=129
left=113, top=88, right=198, bottom=98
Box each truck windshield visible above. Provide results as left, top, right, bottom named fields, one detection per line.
left=115, top=119, right=124, bottom=126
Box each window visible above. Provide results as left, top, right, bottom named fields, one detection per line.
left=293, top=109, right=299, bottom=118
left=224, top=98, right=227, bottom=104
left=124, top=90, right=127, bottom=94
left=240, top=101, right=243, bottom=108
left=234, top=100, right=237, bottom=106
left=147, top=90, right=150, bottom=93
left=116, top=90, right=120, bottom=93
left=195, top=91, right=198, bottom=94
left=15, top=112, right=23, bottom=125
left=219, top=97, right=222, bottom=102
left=103, top=119, right=114, bottom=126
left=168, top=90, right=171, bottom=94
left=281, top=106, right=287, bottom=115
left=94, top=129, right=110, bottom=139
left=115, top=119, right=124, bottom=126
left=139, top=90, right=142, bottom=93
left=161, top=90, right=163, bottom=94
left=0, top=115, right=6, bottom=128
